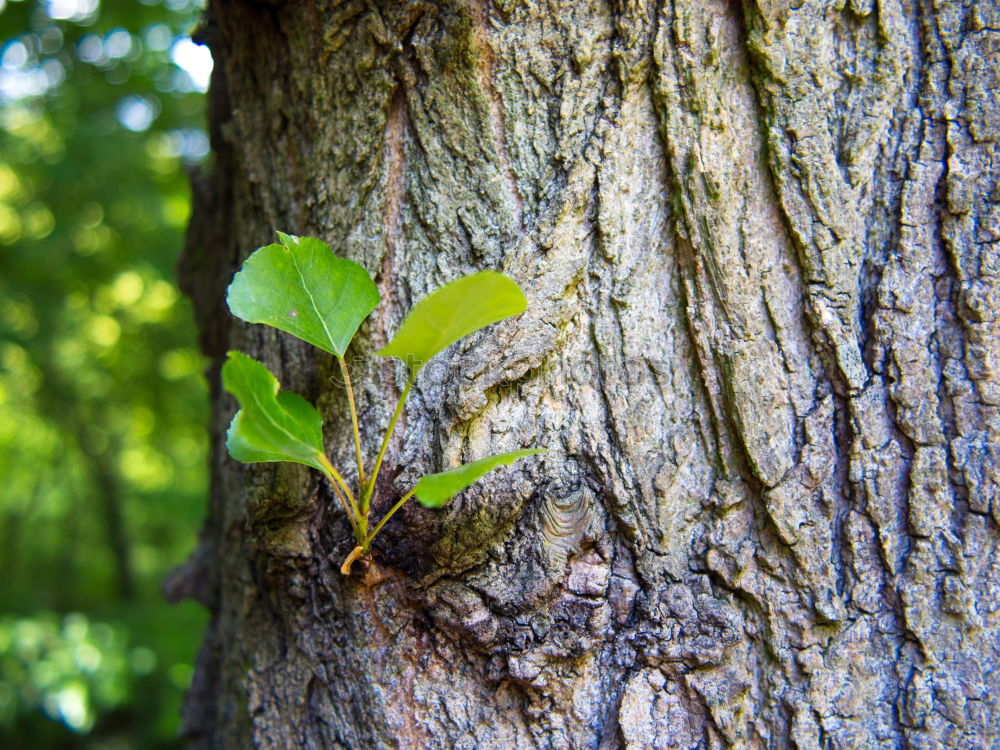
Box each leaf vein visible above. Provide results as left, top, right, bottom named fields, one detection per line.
left=288, top=246, right=339, bottom=354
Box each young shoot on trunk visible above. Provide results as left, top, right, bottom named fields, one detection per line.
left=222, top=232, right=544, bottom=573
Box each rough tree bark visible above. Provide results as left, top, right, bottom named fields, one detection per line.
left=172, top=0, right=999, bottom=747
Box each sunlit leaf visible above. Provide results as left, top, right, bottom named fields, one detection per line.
left=226, top=232, right=379, bottom=357
left=376, top=271, right=526, bottom=373
left=221, top=351, right=326, bottom=472
left=412, top=449, right=545, bottom=508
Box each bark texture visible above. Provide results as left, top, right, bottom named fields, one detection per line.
left=175, top=0, right=1000, bottom=747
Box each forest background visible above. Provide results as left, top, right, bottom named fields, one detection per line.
left=0, top=0, right=213, bottom=746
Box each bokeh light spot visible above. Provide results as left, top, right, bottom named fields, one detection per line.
left=169, top=37, right=212, bottom=92
left=87, top=314, right=121, bottom=348
left=45, top=0, right=100, bottom=24
left=111, top=270, right=144, bottom=306
left=0, top=203, right=21, bottom=244
left=116, top=95, right=156, bottom=132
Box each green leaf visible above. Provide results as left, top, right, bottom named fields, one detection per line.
left=376, top=271, right=526, bottom=373
left=226, top=233, right=380, bottom=357
left=412, top=449, right=545, bottom=508
left=222, top=351, right=327, bottom=473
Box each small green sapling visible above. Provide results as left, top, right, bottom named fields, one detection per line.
left=222, top=232, right=543, bottom=573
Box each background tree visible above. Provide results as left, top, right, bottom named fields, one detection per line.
left=178, top=0, right=999, bottom=747
left=0, top=0, right=210, bottom=745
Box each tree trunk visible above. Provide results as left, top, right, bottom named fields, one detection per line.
left=174, top=0, right=999, bottom=747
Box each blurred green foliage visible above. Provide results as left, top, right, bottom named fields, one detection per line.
left=0, top=0, right=210, bottom=745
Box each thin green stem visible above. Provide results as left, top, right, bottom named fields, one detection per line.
left=318, top=454, right=362, bottom=540
left=362, top=370, right=416, bottom=514
left=362, top=488, right=416, bottom=552
left=337, top=355, right=366, bottom=492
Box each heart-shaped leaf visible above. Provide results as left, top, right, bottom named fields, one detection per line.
left=222, top=351, right=327, bottom=473
left=376, top=271, right=526, bottom=373
left=226, top=232, right=380, bottom=357
left=412, top=449, right=545, bottom=508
